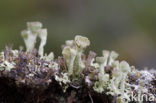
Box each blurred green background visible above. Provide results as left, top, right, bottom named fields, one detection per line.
left=0, top=0, right=156, bottom=69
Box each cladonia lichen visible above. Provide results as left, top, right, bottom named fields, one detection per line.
left=21, top=22, right=52, bottom=58
left=62, top=35, right=90, bottom=79
left=0, top=21, right=155, bottom=103
left=93, top=50, right=132, bottom=103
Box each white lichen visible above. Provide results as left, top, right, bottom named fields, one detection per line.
left=0, top=21, right=154, bottom=103
left=74, top=35, right=90, bottom=75
left=108, top=61, right=131, bottom=102
left=0, top=61, right=15, bottom=71
left=93, top=50, right=119, bottom=93
left=27, top=22, right=42, bottom=33
left=44, top=52, right=54, bottom=62
left=92, top=50, right=132, bottom=103
left=55, top=73, right=71, bottom=85
left=0, top=50, right=18, bottom=71
left=21, top=22, right=51, bottom=58
left=21, top=30, right=37, bottom=52
left=62, top=35, right=90, bottom=78
left=38, top=29, right=48, bottom=57
left=62, top=46, right=77, bottom=76
left=108, top=51, right=119, bottom=65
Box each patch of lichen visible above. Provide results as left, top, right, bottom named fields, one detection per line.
left=0, top=22, right=155, bottom=103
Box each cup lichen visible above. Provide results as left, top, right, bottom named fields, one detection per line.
left=62, top=35, right=90, bottom=80
left=0, top=22, right=155, bottom=103
left=21, top=22, right=50, bottom=57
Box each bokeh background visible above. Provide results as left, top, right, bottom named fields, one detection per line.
left=0, top=0, right=156, bottom=69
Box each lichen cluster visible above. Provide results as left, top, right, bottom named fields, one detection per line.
left=0, top=22, right=156, bottom=103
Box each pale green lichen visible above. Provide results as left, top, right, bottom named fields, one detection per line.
left=27, top=22, right=42, bottom=33
left=55, top=73, right=71, bottom=85
left=108, top=61, right=131, bottom=103
left=93, top=50, right=132, bottom=103
left=0, top=50, right=18, bottom=71
left=62, top=46, right=77, bottom=76
left=0, top=52, right=4, bottom=61
left=62, top=35, right=90, bottom=79
left=38, top=29, right=48, bottom=57
left=0, top=21, right=155, bottom=103
left=0, top=60, right=15, bottom=71
left=43, top=52, right=54, bottom=62
left=21, top=22, right=59, bottom=78
left=93, top=51, right=110, bottom=93
left=90, top=58, right=99, bottom=68
left=21, top=22, right=51, bottom=58
left=20, top=22, right=153, bottom=103
left=93, top=50, right=118, bottom=93
left=21, top=22, right=40, bottom=52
